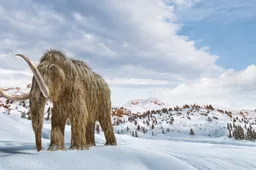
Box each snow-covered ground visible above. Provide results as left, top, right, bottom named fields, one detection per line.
left=1, top=88, right=256, bottom=170
left=1, top=108, right=256, bottom=169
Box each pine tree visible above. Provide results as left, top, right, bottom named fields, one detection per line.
left=233, top=126, right=244, bottom=140
left=7, top=109, right=10, bottom=115
left=247, top=128, right=253, bottom=141
left=21, top=111, right=26, bottom=118
left=27, top=114, right=31, bottom=120
left=170, top=117, right=174, bottom=124
left=146, top=120, right=150, bottom=126
left=6, top=99, right=10, bottom=104
left=66, top=118, right=71, bottom=125
left=142, top=127, right=146, bottom=134
left=135, top=130, right=138, bottom=137
left=190, top=128, right=195, bottom=135
left=116, top=120, right=120, bottom=126
left=96, top=124, right=100, bottom=134
left=238, top=126, right=244, bottom=139
left=228, top=129, right=232, bottom=138
left=134, top=120, right=137, bottom=126
left=46, top=107, right=51, bottom=121
left=137, top=125, right=140, bottom=131
left=253, top=130, right=256, bottom=140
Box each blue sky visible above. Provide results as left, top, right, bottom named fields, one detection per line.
left=176, top=0, right=256, bottom=70
left=0, top=0, right=255, bottom=109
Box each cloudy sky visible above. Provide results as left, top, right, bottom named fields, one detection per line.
left=0, top=0, right=255, bottom=109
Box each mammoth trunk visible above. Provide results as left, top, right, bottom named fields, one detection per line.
left=30, top=97, right=47, bottom=152
left=30, top=79, right=47, bottom=152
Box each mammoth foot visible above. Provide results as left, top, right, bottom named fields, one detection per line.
left=86, top=142, right=96, bottom=147
left=69, top=144, right=89, bottom=150
left=87, top=143, right=96, bottom=147
left=36, top=145, right=42, bottom=152
left=105, top=141, right=117, bottom=146
left=47, top=145, right=66, bottom=151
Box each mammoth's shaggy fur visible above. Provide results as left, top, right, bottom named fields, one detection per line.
left=1, top=49, right=117, bottom=151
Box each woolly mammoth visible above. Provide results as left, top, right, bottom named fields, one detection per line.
left=0, top=49, right=117, bottom=152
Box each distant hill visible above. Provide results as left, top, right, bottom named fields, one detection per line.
left=1, top=86, right=256, bottom=142
left=122, top=98, right=170, bottom=113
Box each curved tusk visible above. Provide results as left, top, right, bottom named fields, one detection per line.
left=15, top=54, right=49, bottom=98
left=0, top=88, right=30, bottom=101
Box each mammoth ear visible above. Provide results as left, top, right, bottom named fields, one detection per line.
left=47, top=64, right=66, bottom=84
left=66, top=61, right=78, bottom=81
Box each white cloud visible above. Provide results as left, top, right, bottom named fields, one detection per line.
left=0, top=68, right=32, bottom=87
left=151, top=65, right=256, bottom=110
left=0, top=0, right=255, bottom=109
left=61, top=0, right=219, bottom=79
left=0, top=4, right=64, bottom=37
left=0, top=0, right=220, bottom=81
left=106, top=78, right=168, bottom=86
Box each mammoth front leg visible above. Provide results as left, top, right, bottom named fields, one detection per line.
left=48, top=107, right=67, bottom=151
left=86, top=122, right=96, bottom=147
left=69, top=108, right=89, bottom=150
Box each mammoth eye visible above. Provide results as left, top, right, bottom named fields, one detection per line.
left=49, top=65, right=55, bottom=71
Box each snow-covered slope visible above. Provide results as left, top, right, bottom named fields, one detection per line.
left=0, top=112, right=197, bottom=170
left=123, top=98, right=170, bottom=113
left=1, top=107, right=256, bottom=170
left=1, top=87, right=256, bottom=169
left=112, top=104, right=256, bottom=141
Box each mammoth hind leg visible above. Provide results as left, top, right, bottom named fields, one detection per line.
left=86, top=122, right=96, bottom=147
left=99, top=116, right=117, bottom=146
left=48, top=109, right=67, bottom=151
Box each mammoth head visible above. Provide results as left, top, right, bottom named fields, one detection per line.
left=0, top=52, right=67, bottom=102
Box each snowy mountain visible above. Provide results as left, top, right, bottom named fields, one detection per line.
left=122, top=98, right=170, bottom=113
left=1, top=87, right=256, bottom=169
